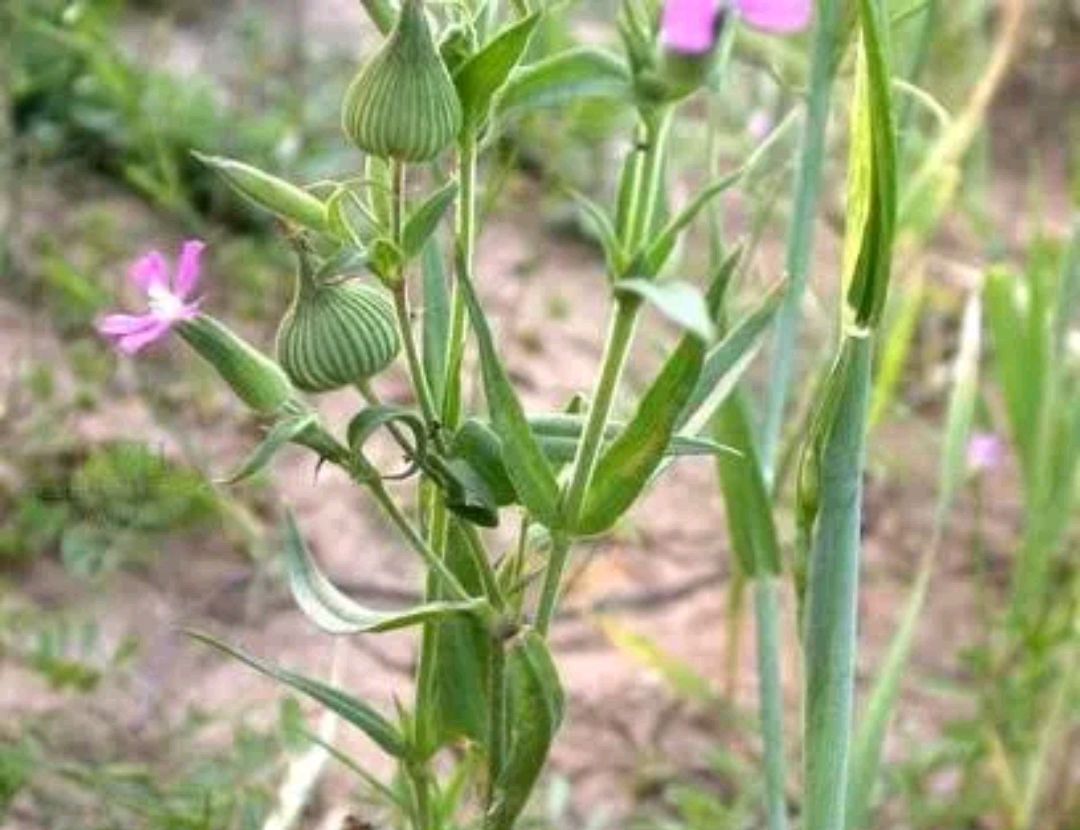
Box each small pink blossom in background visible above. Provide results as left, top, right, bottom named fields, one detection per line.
left=662, top=0, right=811, bottom=54
left=97, top=240, right=204, bottom=354
left=748, top=109, right=774, bottom=141
left=967, top=432, right=1007, bottom=474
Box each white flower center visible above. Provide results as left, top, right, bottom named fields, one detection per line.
left=147, top=285, right=185, bottom=320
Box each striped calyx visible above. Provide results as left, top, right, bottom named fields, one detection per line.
left=277, top=263, right=399, bottom=392
left=341, top=0, right=462, bottom=162
left=177, top=315, right=295, bottom=415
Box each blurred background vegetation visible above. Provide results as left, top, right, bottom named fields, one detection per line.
left=1, top=0, right=1078, bottom=828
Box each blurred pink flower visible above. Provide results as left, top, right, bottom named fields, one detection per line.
left=967, top=432, right=1006, bottom=474
left=662, top=0, right=811, bottom=54
left=97, top=241, right=204, bottom=354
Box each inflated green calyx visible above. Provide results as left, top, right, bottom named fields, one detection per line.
left=277, top=252, right=400, bottom=393
left=342, top=0, right=463, bottom=162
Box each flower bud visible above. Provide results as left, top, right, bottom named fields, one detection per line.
left=342, top=0, right=463, bottom=162
left=177, top=315, right=295, bottom=415
left=276, top=255, right=400, bottom=392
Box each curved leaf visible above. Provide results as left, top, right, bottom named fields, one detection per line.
left=283, top=512, right=484, bottom=635
left=617, top=279, right=715, bottom=341
left=187, top=630, right=408, bottom=759
left=455, top=13, right=542, bottom=133
left=222, top=412, right=318, bottom=484
left=497, top=47, right=632, bottom=115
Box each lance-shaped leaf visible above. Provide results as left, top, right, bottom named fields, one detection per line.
left=678, top=282, right=786, bottom=435
left=713, top=394, right=782, bottom=577
left=422, top=238, right=451, bottom=411
left=454, top=12, right=542, bottom=133
left=458, top=269, right=562, bottom=527
left=630, top=170, right=742, bottom=280
left=575, top=335, right=706, bottom=536
left=840, top=0, right=898, bottom=329
left=497, top=47, right=632, bottom=115
left=187, top=630, right=408, bottom=759
left=283, top=512, right=484, bottom=635
left=617, top=279, right=715, bottom=341
left=222, top=411, right=318, bottom=484
left=403, top=181, right=458, bottom=260
left=565, top=187, right=626, bottom=277
left=193, top=152, right=328, bottom=233
left=484, top=631, right=565, bottom=830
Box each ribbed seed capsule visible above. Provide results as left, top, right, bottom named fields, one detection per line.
left=341, top=0, right=462, bottom=162
left=276, top=259, right=400, bottom=392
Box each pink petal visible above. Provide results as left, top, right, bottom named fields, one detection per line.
left=736, top=0, right=811, bottom=33
left=115, top=319, right=173, bottom=354
left=662, top=0, right=721, bottom=54
left=129, top=251, right=169, bottom=294
left=96, top=313, right=159, bottom=336
left=173, top=239, right=205, bottom=299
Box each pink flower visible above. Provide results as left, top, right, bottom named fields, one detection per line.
left=97, top=240, right=205, bottom=354
left=662, top=0, right=810, bottom=54
left=967, top=432, right=1006, bottom=475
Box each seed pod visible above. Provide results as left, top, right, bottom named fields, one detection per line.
left=276, top=256, right=400, bottom=393
left=176, top=315, right=295, bottom=414
left=342, top=0, right=462, bottom=162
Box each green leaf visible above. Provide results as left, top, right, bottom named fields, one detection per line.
left=347, top=405, right=428, bottom=479
left=576, top=336, right=706, bottom=535
left=497, top=47, right=632, bottom=115
left=458, top=268, right=562, bottom=527
left=485, top=632, right=564, bottom=830
left=222, top=412, right=318, bottom=484
left=403, top=181, right=459, bottom=260
left=282, top=511, right=484, bottom=635
left=713, top=394, right=781, bottom=576
left=454, top=13, right=542, bottom=133
left=565, top=187, right=626, bottom=276
left=678, top=282, right=786, bottom=434
left=422, top=238, right=451, bottom=411
left=426, top=520, right=493, bottom=754
left=840, top=0, right=898, bottom=329
left=193, top=152, right=328, bottom=233
left=617, top=279, right=715, bottom=341
left=632, top=170, right=741, bottom=279
left=187, top=630, right=409, bottom=759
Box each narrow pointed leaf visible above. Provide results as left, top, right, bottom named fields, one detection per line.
left=283, top=512, right=483, bottom=635
left=458, top=270, right=561, bottom=527
left=497, top=47, right=632, bottom=115
left=617, top=279, right=715, bottom=341
left=422, top=238, right=451, bottom=411
left=576, top=336, right=705, bottom=535
left=223, top=412, right=318, bottom=484
left=187, top=631, right=408, bottom=759
left=484, top=632, right=564, bottom=830
left=454, top=13, right=542, bottom=133
left=403, top=181, right=459, bottom=260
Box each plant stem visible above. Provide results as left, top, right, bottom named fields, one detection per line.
left=535, top=108, right=672, bottom=636
left=754, top=577, right=789, bottom=830
left=486, top=635, right=508, bottom=806
left=760, top=0, right=845, bottom=481
left=389, top=158, right=443, bottom=446
left=802, top=334, right=872, bottom=830
left=361, top=468, right=472, bottom=603
left=406, top=762, right=436, bottom=830
left=444, top=135, right=478, bottom=431
left=461, top=522, right=505, bottom=609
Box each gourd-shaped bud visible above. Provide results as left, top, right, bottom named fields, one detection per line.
left=276, top=252, right=400, bottom=393
left=342, top=0, right=463, bottom=162
left=176, top=315, right=296, bottom=415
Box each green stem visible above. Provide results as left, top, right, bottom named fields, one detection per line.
left=754, top=577, right=789, bottom=830
left=389, top=158, right=443, bottom=446
left=461, top=522, right=505, bottom=609
left=486, top=635, right=508, bottom=806
left=802, top=334, right=872, bottom=830
left=361, top=467, right=472, bottom=603
left=444, top=136, right=478, bottom=430
left=406, top=761, right=436, bottom=830
left=760, top=0, right=846, bottom=481
left=535, top=108, right=673, bottom=636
